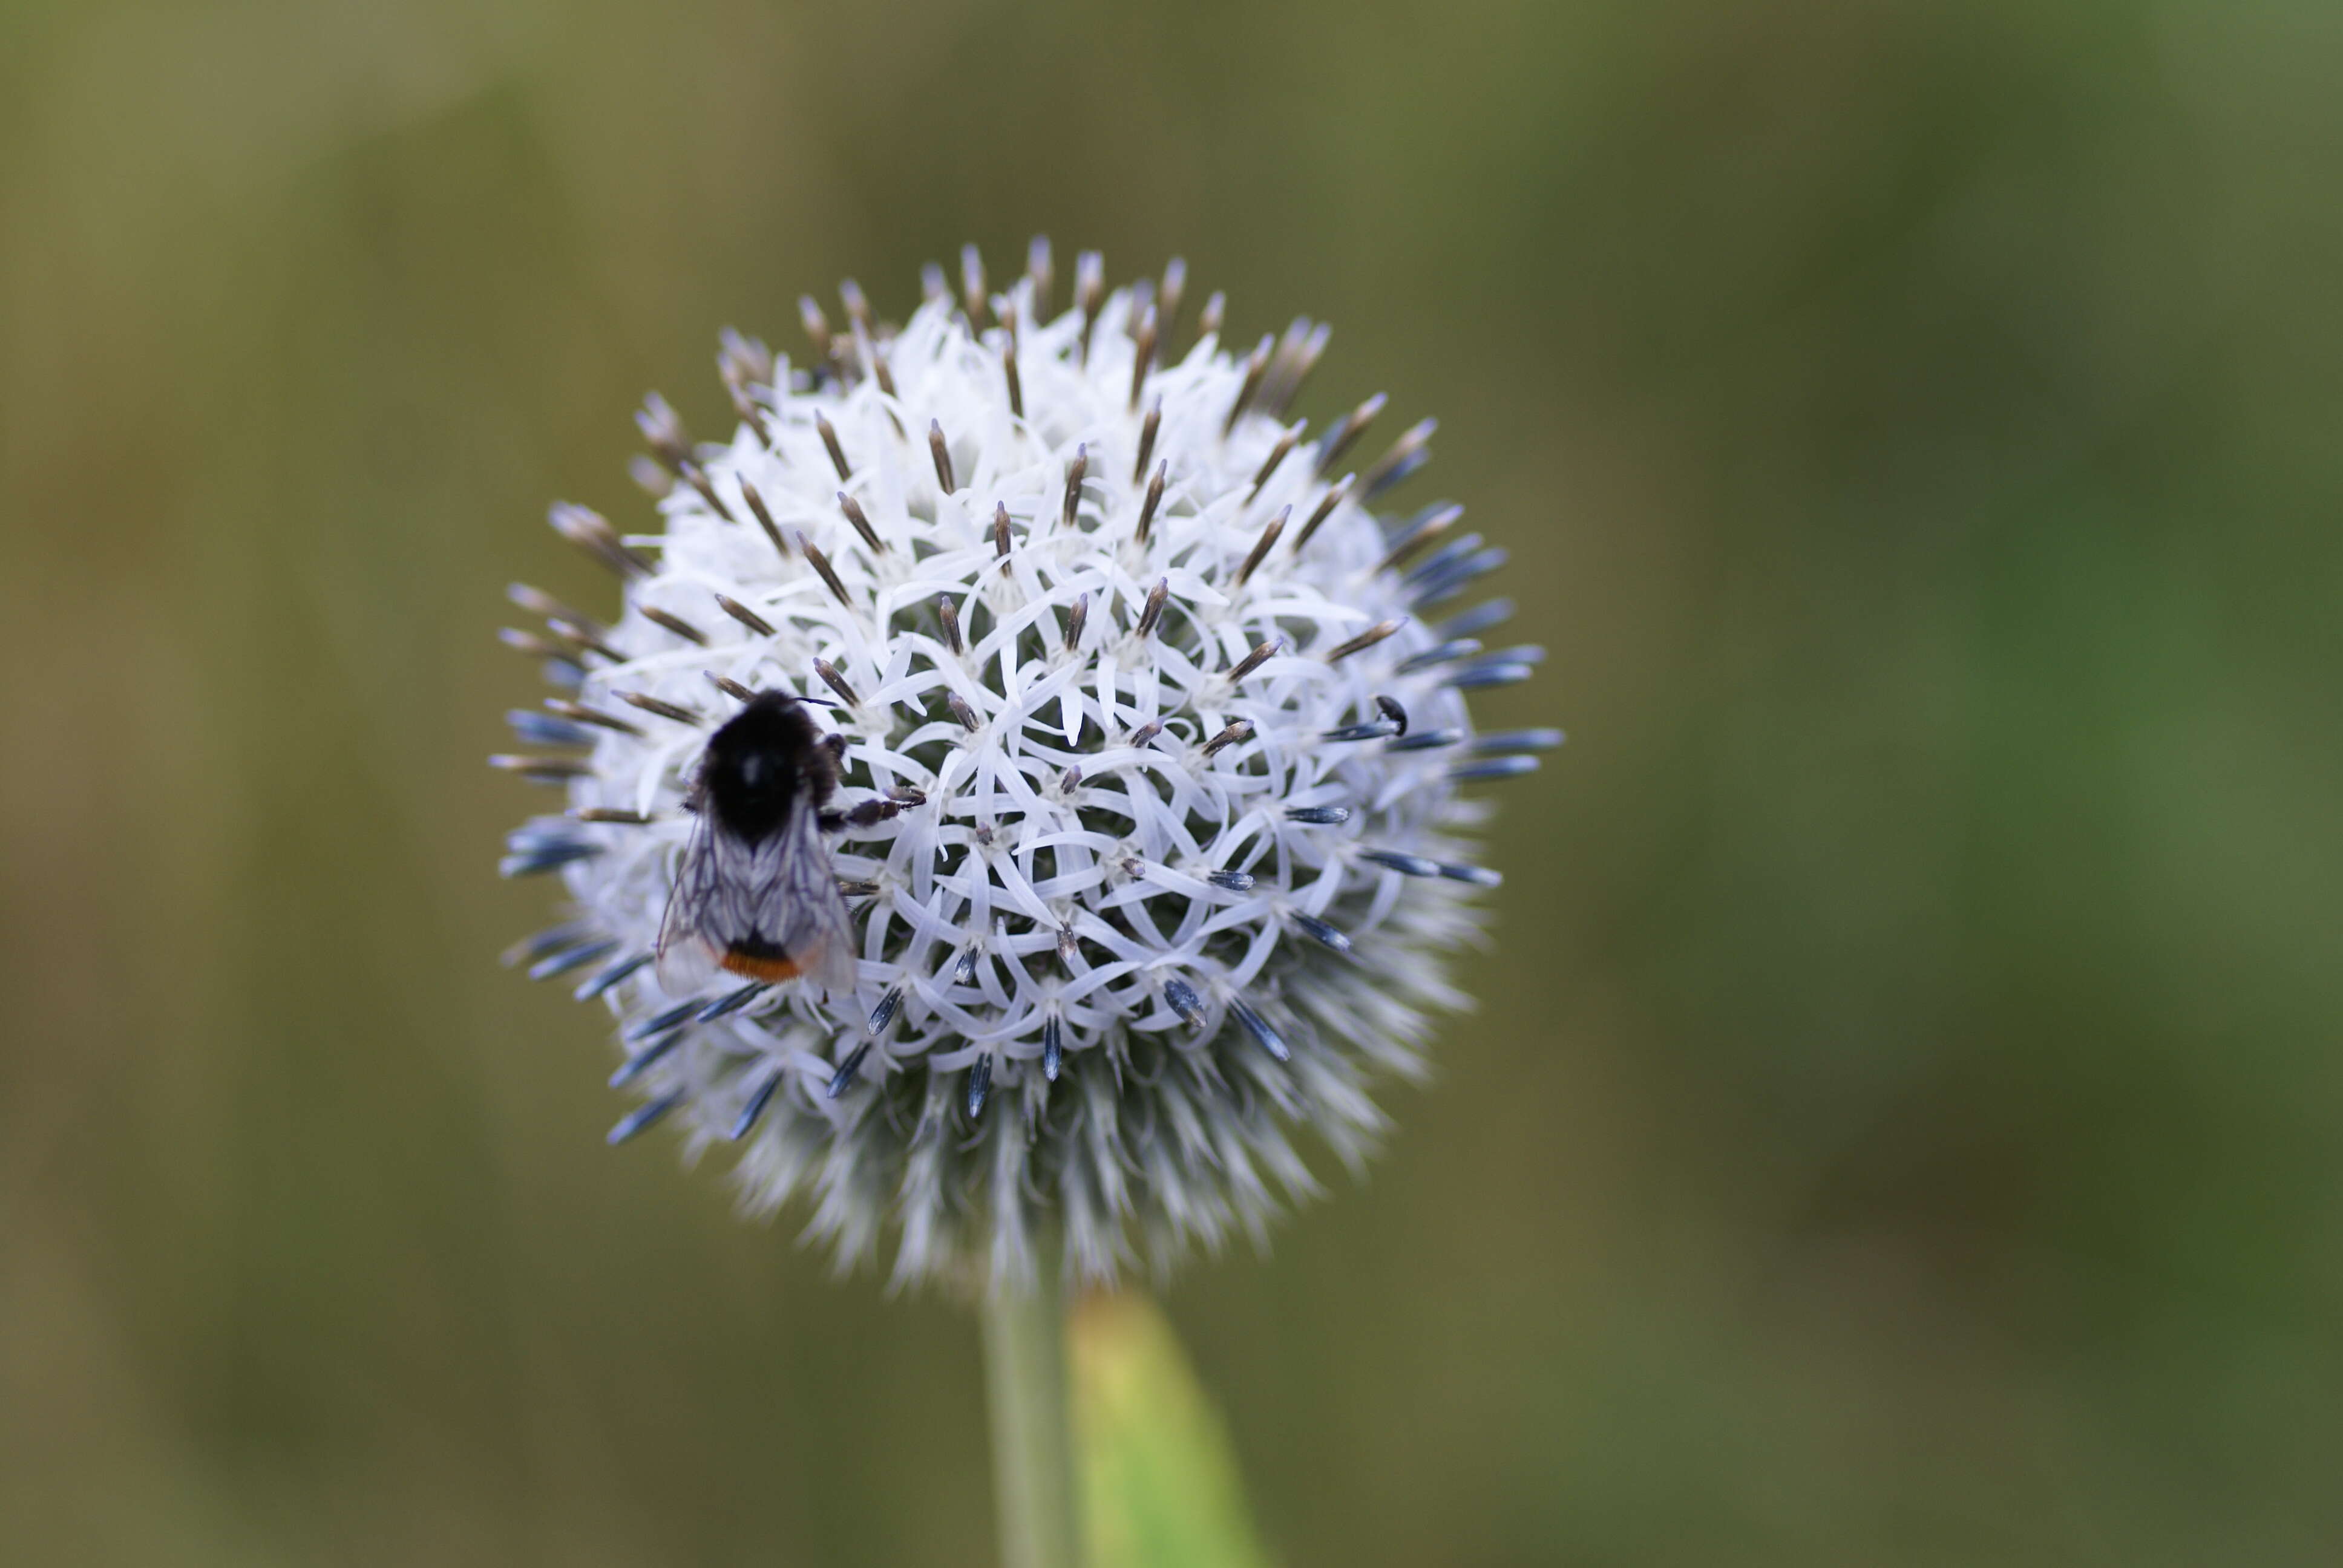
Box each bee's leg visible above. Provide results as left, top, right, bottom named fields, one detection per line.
left=819, top=801, right=885, bottom=832
left=820, top=786, right=927, bottom=835
left=822, top=733, right=849, bottom=765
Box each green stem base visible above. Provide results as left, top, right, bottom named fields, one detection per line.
left=980, top=1246, right=1083, bottom=1568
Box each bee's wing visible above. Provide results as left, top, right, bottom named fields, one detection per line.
left=767, top=797, right=861, bottom=999
left=654, top=812, right=730, bottom=994
left=655, top=799, right=859, bottom=1001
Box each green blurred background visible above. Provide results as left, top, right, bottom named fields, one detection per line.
left=4, top=1, right=2339, bottom=1563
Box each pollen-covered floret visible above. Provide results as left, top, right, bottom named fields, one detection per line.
left=494, top=243, right=1553, bottom=1291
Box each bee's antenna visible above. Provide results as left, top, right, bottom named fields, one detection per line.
left=701, top=670, right=839, bottom=708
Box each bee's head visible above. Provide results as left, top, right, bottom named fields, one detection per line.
left=697, top=691, right=828, bottom=840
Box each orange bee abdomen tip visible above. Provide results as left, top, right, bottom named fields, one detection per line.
left=722, top=950, right=804, bottom=983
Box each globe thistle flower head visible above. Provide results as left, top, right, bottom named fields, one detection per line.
left=496, top=243, right=1553, bottom=1292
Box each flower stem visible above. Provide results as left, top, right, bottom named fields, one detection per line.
left=981, top=1243, right=1083, bottom=1568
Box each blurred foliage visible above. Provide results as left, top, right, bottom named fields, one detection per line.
left=3, top=0, right=2341, bottom=1564
left=1075, top=1294, right=1271, bottom=1568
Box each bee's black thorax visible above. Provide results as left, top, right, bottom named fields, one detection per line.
left=695, top=693, right=836, bottom=843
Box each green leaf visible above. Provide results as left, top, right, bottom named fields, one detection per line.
left=1072, top=1293, right=1275, bottom=1568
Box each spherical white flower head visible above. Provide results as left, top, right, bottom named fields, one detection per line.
left=496, top=246, right=1554, bottom=1291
